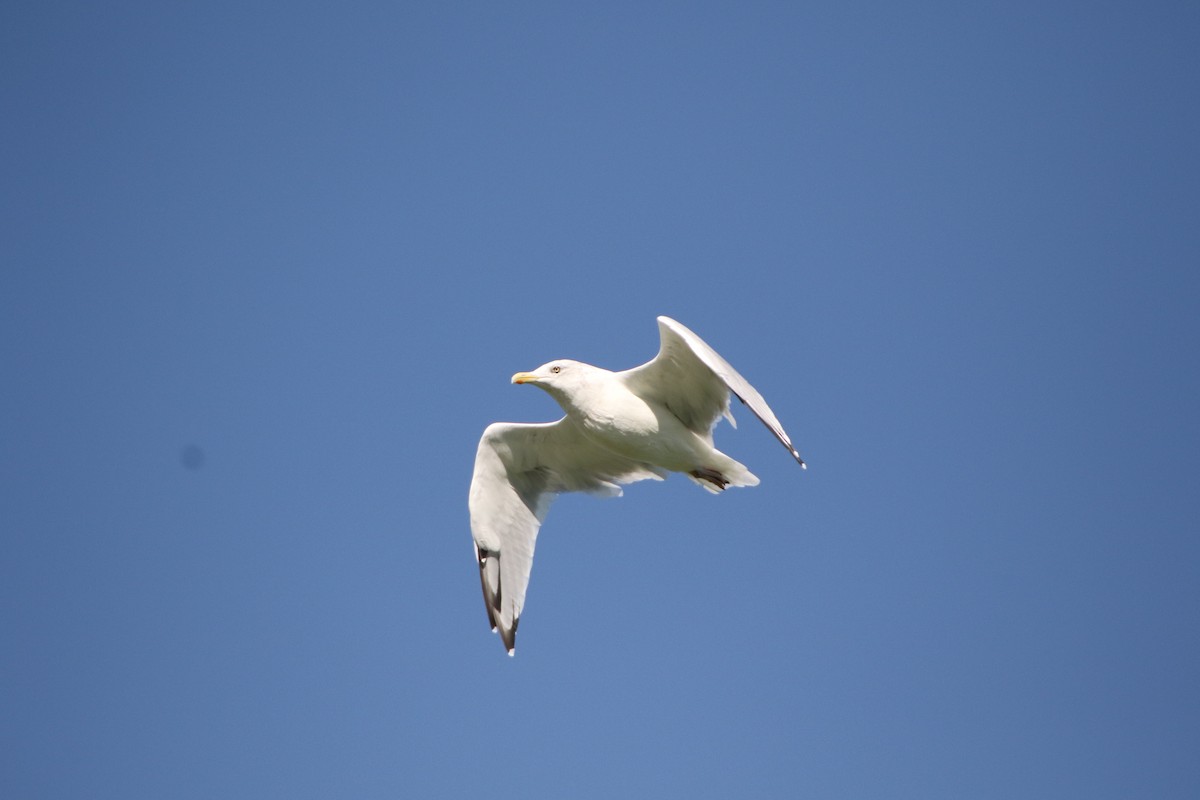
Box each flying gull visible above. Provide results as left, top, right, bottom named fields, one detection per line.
left=469, top=316, right=806, bottom=654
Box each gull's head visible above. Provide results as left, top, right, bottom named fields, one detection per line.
left=512, top=360, right=573, bottom=386
left=511, top=360, right=594, bottom=401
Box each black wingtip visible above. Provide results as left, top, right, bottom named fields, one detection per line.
left=477, top=546, right=520, bottom=655
left=477, top=547, right=500, bottom=631
left=499, top=614, right=519, bottom=655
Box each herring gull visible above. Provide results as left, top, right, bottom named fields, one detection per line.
left=469, top=316, right=805, bottom=654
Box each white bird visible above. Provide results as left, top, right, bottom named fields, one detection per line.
left=469, top=316, right=806, bottom=654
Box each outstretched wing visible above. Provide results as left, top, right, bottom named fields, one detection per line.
left=619, top=316, right=806, bottom=466
left=468, top=418, right=666, bottom=655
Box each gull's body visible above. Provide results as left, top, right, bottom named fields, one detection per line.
left=469, top=316, right=805, bottom=654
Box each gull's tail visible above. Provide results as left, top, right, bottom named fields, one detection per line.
left=686, top=451, right=759, bottom=494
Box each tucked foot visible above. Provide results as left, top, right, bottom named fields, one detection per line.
left=689, top=468, right=729, bottom=491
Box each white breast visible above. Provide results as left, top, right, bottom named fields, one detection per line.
left=570, top=377, right=708, bottom=471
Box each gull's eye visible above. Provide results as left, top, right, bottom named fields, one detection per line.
left=550, top=365, right=562, bottom=374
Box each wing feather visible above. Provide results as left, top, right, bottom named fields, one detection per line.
left=468, top=418, right=666, bottom=654
left=619, top=316, right=806, bottom=466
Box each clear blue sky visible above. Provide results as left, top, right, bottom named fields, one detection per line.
left=3, top=3, right=1198, bottom=797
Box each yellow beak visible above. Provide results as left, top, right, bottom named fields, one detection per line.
left=511, top=371, right=537, bottom=384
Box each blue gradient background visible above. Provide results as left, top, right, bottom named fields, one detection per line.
left=3, top=3, right=1198, bottom=797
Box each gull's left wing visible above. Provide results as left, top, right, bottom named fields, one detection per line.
left=619, top=316, right=806, bottom=467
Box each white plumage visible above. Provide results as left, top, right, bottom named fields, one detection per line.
left=469, top=316, right=806, bottom=654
